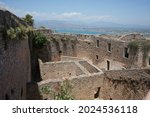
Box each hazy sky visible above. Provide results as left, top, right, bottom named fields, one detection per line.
left=0, top=0, right=150, bottom=25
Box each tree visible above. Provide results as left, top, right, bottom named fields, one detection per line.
left=22, top=14, right=34, bottom=27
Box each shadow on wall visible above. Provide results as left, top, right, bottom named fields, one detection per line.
left=27, top=82, right=42, bottom=100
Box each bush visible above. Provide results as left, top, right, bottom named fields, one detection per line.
left=39, top=80, right=74, bottom=100
left=7, top=26, right=28, bottom=40
left=32, top=32, right=48, bottom=48
left=39, top=85, right=51, bottom=95
left=54, top=80, right=74, bottom=100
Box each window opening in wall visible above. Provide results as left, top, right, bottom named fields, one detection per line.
left=96, top=55, right=99, bottom=60
left=59, top=50, right=62, bottom=54
left=107, top=43, right=111, bottom=52
left=5, top=94, right=9, bottom=100
left=21, top=88, right=23, bottom=97
left=94, top=87, right=101, bottom=99
left=96, top=40, right=100, bottom=47
left=107, top=60, right=110, bottom=70
left=124, top=47, right=129, bottom=58
left=148, top=57, right=150, bottom=65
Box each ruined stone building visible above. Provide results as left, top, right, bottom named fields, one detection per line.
left=0, top=9, right=150, bottom=100
left=34, top=32, right=150, bottom=100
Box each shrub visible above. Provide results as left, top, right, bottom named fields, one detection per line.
left=32, top=32, right=48, bottom=48
left=39, top=85, right=51, bottom=95
left=54, top=80, right=74, bottom=100
left=39, top=80, right=74, bottom=100
left=7, top=26, right=28, bottom=40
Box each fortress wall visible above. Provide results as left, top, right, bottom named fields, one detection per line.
left=52, top=34, right=77, bottom=57
left=76, top=40, right=95, bottom=62
left=101, top=69, right=150, bottom=100
left=38, top=31, right=145, bottom=70
left=70, top=74, right=104, bottom=99
left=119, top=33, right=145, bottom=41
left=39, top=60, right=85, bottom=80
left=38, top=73, right=104, bottom=100
left=37, top=69, right=150, bottom=100
left=34, top=42, right=52, bottom=62
left=0, top=10, right=31, bottom=99
left=37, top=31, right=143, bottom=70
left=76, top=37, right=139, bottom=70
left=34, top=33, right=77, bottom=62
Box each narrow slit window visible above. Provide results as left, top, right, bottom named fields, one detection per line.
left=108, top=43, right=111, bottom=52
left=107, top=60, right=110, bottom=70
left=96, top=40, right=100, bottom=47
left=96, top=55, right=99, bottom=60
left=124, top=47, right=129, bottom=58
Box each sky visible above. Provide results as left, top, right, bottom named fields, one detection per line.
left=0, top=0, right=150, bottom=25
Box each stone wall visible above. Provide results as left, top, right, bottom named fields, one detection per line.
left=101, top=69, right=150, bottom=100
left=38, top=73, right=104, bottom=100
left=37, top=69, right=150, bottom=100
left=0, top=10, right=31, bottom=99
left=34, top=33, right=77, bottom=62
left=38, top=30, right=147, bottom=70
left=39, top=60, right=85, bottom=80
left=76, top=36, right=144, bottom=70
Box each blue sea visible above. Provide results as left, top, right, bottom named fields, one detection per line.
left=54, top=29, right=113, bottom=35
left=54, top=28, right=150, bottom=37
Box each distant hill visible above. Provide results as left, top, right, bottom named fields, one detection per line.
left=35, top=20, right=150, bottom=29
left=34, top=20, right=150, bottom=37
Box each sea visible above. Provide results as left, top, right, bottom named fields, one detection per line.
left=54, top=28, right=150, bottom=37
left=54, top=29, right=111, bottom=35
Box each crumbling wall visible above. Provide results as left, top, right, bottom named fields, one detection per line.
left=101, top=69, right=150, bottom=100
left=38, top=73, right=104, bottom=100
left=76, top=39, right=95, bottom=62
left=76, top=36, right=140, bottom=70
left=120, top=33, right=145, bottom=41
left=34, top=33, right=77, bottom=62
left=0, top=10, right=31, bottom=99
left=36, top=69, right=150, bottom=100
left=39, top=60, right=85, bottom=80
left=36, top=30, right=147, bottom=70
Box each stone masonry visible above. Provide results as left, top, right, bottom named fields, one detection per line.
left=0, top=9, right=31, bottom=99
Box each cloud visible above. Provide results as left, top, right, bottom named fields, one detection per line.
left=25, top=11, right=113, bottom=22
left=0, top=2, right=114, bottom=22
left=59, top=12, right=113, bottom=22
left=61, top=12, right=82, bottom=18
left=0, top=1, right=9, bottom=10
